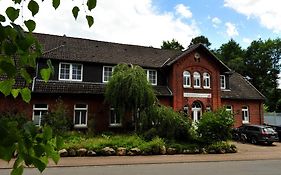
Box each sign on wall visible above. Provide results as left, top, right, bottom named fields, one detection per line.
left=183, top=93, right=212, bottom=98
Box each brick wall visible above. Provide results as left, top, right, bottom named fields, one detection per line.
left=222, top=99, right=264, bottom=127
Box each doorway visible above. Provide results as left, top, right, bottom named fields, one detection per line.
left=192, top=101, right=202, bottom=122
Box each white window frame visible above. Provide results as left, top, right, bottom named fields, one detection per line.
left=59, top=62, right=83, bottom=81
left=225, top=105, right=233, bottom=113
left=203, top=72, right=211, bottom=89
left=109, top=108, right=122, bottom=127
left=242, top=106, right=249, bottom=124
left=146, top=69, right=157, bottom=85
left=220, top=75, right=226, bottom=89
left=103, top=66, right=114, bottom=83
left=193, top=72, right=201, bottom=88
left=33, top=104, right=48, bottom=126
left=73, top=104, right=88, bottom=128
left=183, top=71, right=191, bottom=88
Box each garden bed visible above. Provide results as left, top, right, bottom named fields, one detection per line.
left=59, top=133, right=237, bottom=157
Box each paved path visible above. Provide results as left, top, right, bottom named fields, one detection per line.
left=1, top=142, right=281, bottom=169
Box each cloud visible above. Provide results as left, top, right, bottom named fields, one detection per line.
left=211, top=17, right=222, bottom=28
left=224, top=0, right=281, bottom=33
left=225, top=22, right=239, bottom=37
left=175, top=4, right=192, bottom=19
left=242, top=37, right=252, bottom=44
left=0, top=0, right=200, bottom=48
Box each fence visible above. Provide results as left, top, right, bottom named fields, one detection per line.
left=264, top=112, right=281, bottom=126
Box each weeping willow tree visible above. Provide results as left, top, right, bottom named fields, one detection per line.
left=105, top=63, right=157, bottom=130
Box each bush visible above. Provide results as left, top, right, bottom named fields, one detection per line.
left=42, top=100, right=72, bottom=135
left=207, top=141, right=237, bottom=153
left=196, top=108, right=234, bottom=144
left=0, top=111, right=28, bottom=129
left=139, top=105, right=192, bottom=142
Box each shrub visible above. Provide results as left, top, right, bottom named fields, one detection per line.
left=207, top=141, right=237, bottom=153
left=0, top=111, right=28, bottom=129
left=196, top=108, right=234, bottom=144
left=139, top=105, right=192, bottom=142
left=42, top=100, right=72, bottom=135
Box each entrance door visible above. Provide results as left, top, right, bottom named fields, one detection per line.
left=192, top=101, right=202, bottom=122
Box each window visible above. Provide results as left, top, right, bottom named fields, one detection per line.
left=183, top=105, right=189, bottom=115
left=146, top=70, right=157, bottom=85
left=33, top=104, right=48, bottom=126
left=226, top=105, right=233, bottom=113
left=74, top=104, right=88, bottom=128
left=242, top=106, right=249, bottom=123
left=59, top=63, right=83, bottom=81
left=110, top=108, right=121, bottom=126
left=193, top=72, right=201, bottom=88
left=220, top=75, right=226, bottom=89
left=183, top=71, right=191, bottom=88
left=103, top=66, right=113, bottom=83
left=203, top=72, right=211, bottom=89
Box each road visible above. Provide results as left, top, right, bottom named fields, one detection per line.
left=1, top=159, right=281, bottom=175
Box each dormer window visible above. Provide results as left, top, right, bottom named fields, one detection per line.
left=103, top=66, right=113, bottom=83
left=203, top=72, right=211, bottom=89
left=220, top=75, right=226, bottom=89
left=146, top=70, right=157, bottom=85
left=193, top=72, right=201, bottom=88
left=59, top=63, right=83, bottom=81
left=183, top=71, right=191, bottom=88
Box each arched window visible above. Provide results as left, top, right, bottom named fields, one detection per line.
left=193, top=72, right=201, bottom=88
left=203, top=72, right=211, bottom=88
left=183, top=71, right=191, bottom=88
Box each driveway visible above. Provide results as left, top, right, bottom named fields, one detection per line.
left=1, top=142, right=281, bottom=169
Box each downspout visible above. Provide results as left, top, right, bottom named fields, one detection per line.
left=32, top=62, right=39, bottom=92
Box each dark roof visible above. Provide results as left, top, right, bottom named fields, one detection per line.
left=33, top=33, right=181, bottom=68
left=221, top=72, right=265, bottom=100
left=33, top=80, right=172, bottom=96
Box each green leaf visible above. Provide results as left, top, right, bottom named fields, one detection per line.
left=52, top=0, right=60, bottom=9
left=11, top=89, right=20, bottom=98
left=24, top=20, right=36, bottom=32
left=86, top=15, right=94, bottom=27
left=0, top=14, right=6, bottom=22
left=20, top=68, right=32, bottom=84
left=3, top=40, right=17, bottom=56
left=12, top=0, right=22, bottom=4
left=43, top=126, right=53, bottom=141
left=72, top=6, right=79, bottom=20
left=31, top=157, right=47, bottom=172
left=0, top=59, right=17, bottom=77
left=11, top=165, right=23, bottom=175
left=28, top=0, right=39, bottom=16
left=50, top=151, right=60, bottom=164
left=87, top=0, right=96, bottom=11
left=40, top=68, right=52, bottom=83
left=20, top=87, right=31, bottom=103
left=0, top=79, right=15, bottom=96
left=5, top=7, right=19, bottom=22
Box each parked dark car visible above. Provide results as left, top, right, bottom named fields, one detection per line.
left=235, top=124, right=279, bottom=145
left=266, top=125, right=281, bottom=141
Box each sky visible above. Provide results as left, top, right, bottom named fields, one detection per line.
left=0, top=0, right=280, bottom=87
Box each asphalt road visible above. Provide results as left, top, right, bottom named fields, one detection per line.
left=1, top=159, right=281, bottom=175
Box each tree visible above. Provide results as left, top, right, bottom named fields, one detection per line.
left=215, top=39, right=245, bottom=74
left=161, top=39, right=184, bottom=51
left=189, top=35, right=211, bottom=48
left=0, top=1, right=97, bottom=175
left=244, top=38, right=281, bottom=112
left=105, top=63, right=157, bottom=130
left=0, top=0, right=96, bottom=102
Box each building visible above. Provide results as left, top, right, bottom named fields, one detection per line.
left=0, top=33, right=265, bottom=131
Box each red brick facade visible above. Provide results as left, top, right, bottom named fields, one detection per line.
left=0, top=34, right=265, bottom=132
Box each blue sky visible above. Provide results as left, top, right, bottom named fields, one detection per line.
left=153, top=0, right=280, bottom=49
